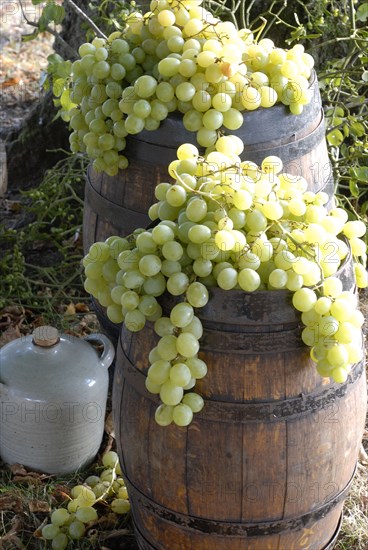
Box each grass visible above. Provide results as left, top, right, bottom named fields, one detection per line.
left=0, top=458, right=135, bottom=549
left=335, top=462, right=368, bottom=550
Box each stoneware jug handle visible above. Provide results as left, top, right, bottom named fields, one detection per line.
left=84, top=333, right=115, bottom=369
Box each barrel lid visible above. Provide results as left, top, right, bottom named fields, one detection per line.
left=32, top=326, right=59, bottom=347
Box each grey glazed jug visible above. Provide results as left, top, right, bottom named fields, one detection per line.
left=0, top=326, right=115, bottom=474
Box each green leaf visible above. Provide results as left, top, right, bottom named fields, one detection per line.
left=352, top=166, right=368, bottom=182
left=53, top=78, right=66, bottom=97
left=31, top=0, right=45, bottom=4
left=360, top=201, right=368, bottom=216
left=48, top=53, right=64, bottom=65
left=349, top=180, right=359, bottom=198
left=38, top=13, right=50, bottom=32
left=350, top=121, right=365, bottom=137
left=60, top=89, right=76, bottom=111
left=43, top=2, right=55, bottom=20
left=356, top=2, right=368, bottom=22
left=56, top=60, right=72, bottom=78
left=52, top=4, right=66, bottom=24
left=43, top=78, right=50, bottom=92
left=22, top=29, right=39, bottom=42
left=327, top=129, right=344, bottom=147
left=332, top=117, right=343, bottom=126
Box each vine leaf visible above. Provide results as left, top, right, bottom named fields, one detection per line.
left=327, top=129, right=344, bottom=147
left=350, top=166, right=368, bottom=183
left=356, top=2, right=368, bottom=22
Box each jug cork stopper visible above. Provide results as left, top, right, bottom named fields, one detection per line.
left=33, top=326, right=59, bottom=347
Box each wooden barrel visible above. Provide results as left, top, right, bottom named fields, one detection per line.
left=112, top=255, right=366, bottom=550
left=83, top=71, right=333, bottom=253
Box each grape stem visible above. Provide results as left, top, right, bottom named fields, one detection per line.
left=252, top=17, right=267, bottom=43
left=95, top=459, right=119, bottom=504
left=274, top=221, right=325, bottom=284
left=63, top=0, right=108, bottom=40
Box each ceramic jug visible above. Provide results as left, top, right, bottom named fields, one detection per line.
left=0, top=326, right=115, bottom=474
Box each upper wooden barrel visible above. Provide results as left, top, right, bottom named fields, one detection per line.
left=83, top=72, right=333, bottom=252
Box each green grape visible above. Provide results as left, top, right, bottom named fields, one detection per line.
left=331, top=367, right=349, bottom=384
left=155, top=404, right=174, bottom=426
left=162, top=240, right=184, bottom=261
left=134, top=74, right=157, bottom=98
left=173, top=403, right=193, bottom=426
left=139, top=295, right=159, bottom=317
left=121, top=290, right=140, bottom=311
left=69, top=520, right=86, bottom=540
left=188, top=224, right=212, bottom=244
left=51, top=508, right=70, bottom=527
left=148, top=360, right=171, bottom=384
left=193, top=257, right=213, bottom=277
left=111, top=499, right=131, bottom=514
left=100, top=468, right=116, bottom=483
left=85, top=475, right=100, bottom=488
left=292, top=288, right=317, bottom=312
left=268, top=268, right=288, bottom=289
left=76, top=506, right=98, bottom=523
left=183, top=109, right=203, bottom=131
left=186, top=282, right=209, bottom=307
left=139, top=254, right=162, bottom=276
left=176, top=332, right=199, bottom=357
left=286, top=271, right=303, bottom=291
left=67, top=499, right=79, bottom=513
left=330, top=299, right=354, bottom=322
left=92, top=482, right=111, bottom=499
left=152, top=224, right=175, bottom=244
left=217, top=267, right=238, bottom=290
left=154, top=317, right=175, bottom=337
left=160, top=381, right=184, bottom=406
left=323, top=277, right=343, bottom=298
left=170, top=363, right=192, bottom=387
left=157, top=334, right=178, bottom=361
left=335, top=322, right=355, bottom=344
left=238, top=268, right=261, bottom=292
left=143, top=273, right=166, bottom=296
left=327, top=344, right=349, bottom=368
left=182, top=392, right=205, bottom=412
left=122, top=269, right=145, bottom=289
left=170, top=302, right=194, bottom=328
left=118, top=486, right=129, bottom=499
left=52, top=533, right=69, bottom=550
left=166, top=185, right=187, bottom=207
left=314, top=297, right=332, bottom=315
left=161, top=259, right=182, bottom=276
left=125, top=114, right=145, bottom=134
left=102, top=450, right=119, bottom=468
left=42, top=524, right=60, bottom=540
left=71, top=485, right=94, bottom=500
left=182, top=316, right=203, bottom=339
left=125, top=309, right=146, bottom=332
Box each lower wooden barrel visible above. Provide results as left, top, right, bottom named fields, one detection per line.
left=112, top=258, right=366, bottom=550
left=83, top=71, right=333, bottom=253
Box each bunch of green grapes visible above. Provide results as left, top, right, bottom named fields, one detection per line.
left=83, top=135, right=367, bottom=425
left=67, top=0, right=315, bottom=175
left=41, top=451, right=130, bottom=550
